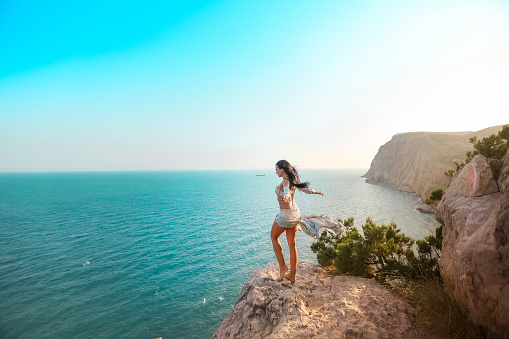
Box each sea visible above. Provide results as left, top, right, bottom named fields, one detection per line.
left=0, top=170, right=439, bottom=339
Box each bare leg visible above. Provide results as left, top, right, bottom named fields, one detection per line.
left=271, top=221, right=288, bottom=281
left=284, top=226, right=298, bottom=283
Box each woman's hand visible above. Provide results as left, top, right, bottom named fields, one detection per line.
left=317, top=190, right=324, bottom=196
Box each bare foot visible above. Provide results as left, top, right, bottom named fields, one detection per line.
left=277, top=265, right=288, bottom=282
left=284, top=273, right=295, bottom=283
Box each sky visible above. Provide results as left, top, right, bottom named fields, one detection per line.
left=1, top=0, right=508, bottom=171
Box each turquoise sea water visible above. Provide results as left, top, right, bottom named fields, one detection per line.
left=0, top=170, right=439, bottom=338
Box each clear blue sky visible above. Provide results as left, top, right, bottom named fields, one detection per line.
left=1, top=0, right=508, bottom=171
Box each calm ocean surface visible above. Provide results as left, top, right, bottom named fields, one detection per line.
left=0, top=170, right=439, bottom=338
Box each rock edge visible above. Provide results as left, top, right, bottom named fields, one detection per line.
left=213, top=261, right=445, bottom=339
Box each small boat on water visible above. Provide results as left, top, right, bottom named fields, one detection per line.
left=256, top=174, right=265, bottom=176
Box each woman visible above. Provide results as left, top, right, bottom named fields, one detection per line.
left=271, top=160, right=344, bottom=283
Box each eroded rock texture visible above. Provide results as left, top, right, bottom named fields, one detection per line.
left=213, top=262, right=441, bottom=339
left=436, top=151, right=509, bottom=338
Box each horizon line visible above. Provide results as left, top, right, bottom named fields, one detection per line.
left=0, top=167, right=370, bottom=174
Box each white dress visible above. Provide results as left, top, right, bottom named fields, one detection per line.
left=274, top=184, right=345, bottom=240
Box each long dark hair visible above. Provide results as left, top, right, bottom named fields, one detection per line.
left=275, top=160, right=309, bottom=189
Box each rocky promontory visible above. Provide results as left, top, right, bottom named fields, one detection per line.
left=435, top=151, right=509, bottom=338
left=363, top=124, right=508, bottom=336
left=363, top=126, right=503, bottom=200
left=213, top=262, right=445, bottom=339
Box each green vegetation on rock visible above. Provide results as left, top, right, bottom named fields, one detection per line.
left=310, top=218, right=442, bottom=281
left=425, top=188, right=443, bottom=204
left=444, top=169, right=455, bottom=178
left=311, top=220, right=482, bottom=338
left=455, top=124, right=509, bottom=171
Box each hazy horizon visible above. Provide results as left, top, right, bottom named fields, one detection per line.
left=0, top=123, right=506, bottom=172
left=0, top=167, right=370, bottom=173
left=1, top=1, right=508, bottom=172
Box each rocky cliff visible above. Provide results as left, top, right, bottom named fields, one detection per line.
left=435, top=152, right=509, bottom=338
left=213, top=262, right=446, bottom=339
left=364, top=126, right=504, bottom=201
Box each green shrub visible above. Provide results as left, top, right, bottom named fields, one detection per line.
left=312, top=221, right=482, bottom=337
left=444, top=169, right=455, bottom=178
left=428, top=188, right=443, bottom=202
left=465, top=124, right=509, bottom=164
left=414, top=225, right=442, bottom=278
left=310, top=218, right=442, bottom=281
left=453, top=125, right=508, bottom=172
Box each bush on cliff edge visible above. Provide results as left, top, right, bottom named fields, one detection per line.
left=454, top=124, right=509, bottom=172
left=425, top=188, right=444, bottom=204
left=310, top=219, right=483, bottom=338
left=310, top=218, right=442, bottom=281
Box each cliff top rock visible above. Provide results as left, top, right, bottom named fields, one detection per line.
left=213, top=261, right=447, bottom=339
left=445, top=154, right=499, bottom=197
left=436, top=150, right=509, bottom=338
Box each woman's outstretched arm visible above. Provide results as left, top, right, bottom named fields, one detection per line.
left=297, top=186, right=324, bottom=196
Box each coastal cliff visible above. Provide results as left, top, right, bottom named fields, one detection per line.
left=435, top=152, right=509, bottom=338
left=363, top=126, right=503, bottom=201
left=213, top=262, right=445, bottom=339
left=363, top=125, right=509, bottom=336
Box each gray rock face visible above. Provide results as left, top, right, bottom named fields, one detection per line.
left=213, top=262, right=439, bottom=339
left=436, top=151, right=509, bottom=338
left=363, top=126, right=504, bottom=200
left=498, top=152, right=509, bottom=193
left=416, top=203, right=434, bottom=213
left=446, top=155, right=499, bottom=197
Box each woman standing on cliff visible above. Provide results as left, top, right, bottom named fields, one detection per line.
left=272, top=160, right=343, bottom=283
